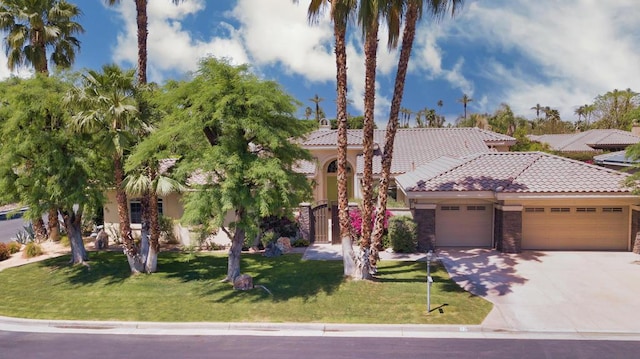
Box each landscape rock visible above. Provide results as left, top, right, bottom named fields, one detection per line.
left=276, top=237, right=292, bottom=253
left=233, top=274, right=253, bottom=290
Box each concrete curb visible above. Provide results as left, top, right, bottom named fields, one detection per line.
left=2, top=315, right=640, bottom=341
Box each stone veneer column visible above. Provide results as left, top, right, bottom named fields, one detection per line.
left=631, top=206, right=640, bottom=254
left=298, top=203, right=312, bottom=243
left=496, top=205, right=522, bottom=254
left=411, top=203, right=436, bottom=252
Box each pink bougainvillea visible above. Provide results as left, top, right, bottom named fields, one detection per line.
left=349, top=208, right=392, bottom=238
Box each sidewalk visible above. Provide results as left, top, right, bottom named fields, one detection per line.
left=2, top=243, right=640, bottom=341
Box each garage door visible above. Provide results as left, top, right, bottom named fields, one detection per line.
left=436, top=204, right=493, bottom=247
left=522, top=206, right=628, bottom=250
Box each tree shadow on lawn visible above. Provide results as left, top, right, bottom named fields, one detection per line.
left=39, top=251, right=132, bottom=286
left=437, top=248, right=547, bottom=298
left=199, top=254, right=345, bottom=303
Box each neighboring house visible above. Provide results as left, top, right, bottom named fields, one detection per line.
left=593, top=150, right=640, bottom=173
left=528, top=129, right=640, bottom=157
left=396, top=152, right=640, bottom=253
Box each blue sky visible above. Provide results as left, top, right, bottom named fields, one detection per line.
left=1, top=0, right=639, bottom=126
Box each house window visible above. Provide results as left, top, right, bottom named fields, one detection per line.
left=525, top=207, right=544, bottom=213
left=467, top=205, right=486, bottom=211
left=550, top=207, right=570, bottom=213
left=576, top=207, right=596, bottom=213
left=441, top=206, right=460, bottom=211
left=602, top=207, right=623, bottom=213
left=327, top=160, right=352, bottom=174
left=130, top=198, right=164, bottom=224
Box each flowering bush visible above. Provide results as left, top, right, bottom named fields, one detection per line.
left=349, top=208, right=392, bottom=238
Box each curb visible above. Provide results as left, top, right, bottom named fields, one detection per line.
left=2, top=316, right=640, bottom=341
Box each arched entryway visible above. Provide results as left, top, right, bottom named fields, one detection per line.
left=324, top=159, right=354, bottom=244
left=324, top=159, right=354, bottom=205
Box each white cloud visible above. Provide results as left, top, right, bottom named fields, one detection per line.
left=451, top=0, right=640, bottom=120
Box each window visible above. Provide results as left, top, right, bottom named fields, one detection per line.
left=441, top=206, right=460, bottom=211
left=602, top=207, right=623, bottom=213
left=130, top=198, right=164, bottom=224
left=550, top=207, right=570, bottom=213
left=467, top=205, right=486, bottom=211
left=525, top=207, right=544, bottom=213
left=327, top=160, right=352, bottom=174
left=576, top=207, right=596, bottom=213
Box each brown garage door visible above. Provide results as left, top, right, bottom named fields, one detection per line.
left=522, top=206, right=628, bottom=250
left=436, top=204, right=493, bottom=247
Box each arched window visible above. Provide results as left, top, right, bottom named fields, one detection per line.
left=327, top=160, right=352, bottom=174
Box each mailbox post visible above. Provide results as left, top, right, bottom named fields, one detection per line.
left=426, top=250, right=433, bottom=314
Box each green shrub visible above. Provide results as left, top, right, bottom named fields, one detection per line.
left=388, top=216, right=417, bottom=253
left=292, top=238, right=310, bottom=247
left=381, top=233, right=391, bottom=250
left=59, top=235, right=71, bottom=247
left=7, top=241, right=21, bottom=254
left=159, top=215, right=178, bottom=244
left=23, top=242, right=43, bottom=258
left=0, top=243, right=10, bottom=261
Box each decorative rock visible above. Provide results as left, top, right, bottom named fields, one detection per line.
left=263, top=242, right=282, bottom=257
left=94, top=229, right=109, bottom=250
left=233, top=274, right=253, bottom=290
left=276, top=237, right=292, bottom=253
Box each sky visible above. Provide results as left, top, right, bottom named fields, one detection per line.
left=1, top=0, right=639, bottom=126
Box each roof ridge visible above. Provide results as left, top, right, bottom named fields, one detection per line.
left=505, top=152, right=544, bottom=186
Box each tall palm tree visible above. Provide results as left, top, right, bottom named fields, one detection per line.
left=65, top=64, right=148, bottom=273
left=304, top=0, right=359, bottom=277
left=0, top=0, right=83, bottom=241
left=531, top=103, right=543, bottom=119
left=309, top=93, right=325, bottom=122
left=371, top=0, right=464, bottom=254
left=457, top=93, right=473, bottom=119
left=0, top=0, right=83, bottom=75
left=106, top=0, right=184, bottom=272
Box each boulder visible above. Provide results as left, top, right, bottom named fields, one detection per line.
left=233, top=274, right=253, bottom=290
left=94, top=229, right=109, bottom=250
left=276, top=237, right=292, bottom=253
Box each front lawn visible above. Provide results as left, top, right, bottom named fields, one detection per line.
left=0, top=251, right=491, bottom=324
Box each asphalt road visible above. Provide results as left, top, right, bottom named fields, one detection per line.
left=0, top=217, right=27, bottom=244
left=1, top=332, right=639, bottom=359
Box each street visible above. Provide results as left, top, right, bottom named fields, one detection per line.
left=1, top=332, right=639, bottom=359
left=0, top=216, right=26, bottom=244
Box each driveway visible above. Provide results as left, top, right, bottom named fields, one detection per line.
left=438, top=249, right=640, bottom=333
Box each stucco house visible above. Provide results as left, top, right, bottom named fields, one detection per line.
left=528, top=129, right=640, bottom=157
left=396, top=152, right=640, bottom=253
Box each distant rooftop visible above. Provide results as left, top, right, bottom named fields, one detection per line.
left=528, top=129, right=640, bottom=152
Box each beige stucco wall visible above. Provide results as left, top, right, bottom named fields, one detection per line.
left=308, top=147, right=361, bottom=203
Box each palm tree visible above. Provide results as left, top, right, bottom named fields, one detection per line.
left=371, top=0, right=464, bottom=254
left=304, top=0, right=358, bottom=277
left=0, top=0, right=83, bottom=241
left=531, top=103, right=543, bottom=119
left=65, top=64, right=148, bottom=273
left=457, top=93, right=473, bottom=119
left=0, top=0, right=83, bottom=75
left=309, top=93, right=325, bottom=122
left=106, top=0, right=184, bottom=272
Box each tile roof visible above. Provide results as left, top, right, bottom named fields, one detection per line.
left=593, top=150, right=639, bottom=167
left=299, top=127, right=513, bottom=175
left=397, top=152, right=632, bottom=194
left=528, top=130, right=640, bottom=152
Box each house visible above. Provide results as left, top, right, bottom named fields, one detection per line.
left=528, top=129, right=640, bottom=157
left=298, top=124, right=516, bottom=204
left=593, top=150, right=640, bottom=173
left=103, top=125, right=516, bottom=245
left=396, top=152, right=640, bottom=253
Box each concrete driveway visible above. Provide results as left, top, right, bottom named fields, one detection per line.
left=438, top=248, right=640, bottom=334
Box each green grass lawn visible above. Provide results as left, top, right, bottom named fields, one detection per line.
left=0, top=251, right=491, bottom=324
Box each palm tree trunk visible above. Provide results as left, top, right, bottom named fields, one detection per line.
left=135, top=0, right=148, bottom=84
left=146, top=169, right=161, bottom=273
left=32, top=217, right=47, bottom=241
left=114, top=154, right=142, bottom=273
left=372, top=2, right=420, bottom=253
left=47, top=208, right=60, bottom=241
left=333, top=16, right=357, bottom=278
left=360, top=18, right=379, bottom=277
